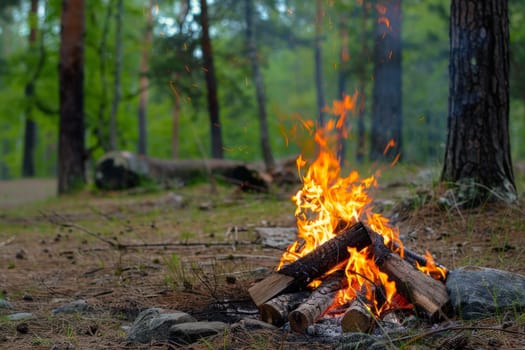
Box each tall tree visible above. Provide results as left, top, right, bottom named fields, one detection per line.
left=441, top=0, right=517, bottom=203
left=356, top=1, right=370, bottom=163
left=336, top=12, right=349, bottom=166
left=314, top=0, right=326, bottom=127
left=109, top=0, right=123, bottom=151
left=199, top=0, right=223, bottom=159
left=58, top=0, right=85, bottom=194
left=245, top=0, right=275, bottom=172
left=138, top=0, right=153, bottom=155
left=22, top=0, right=38, bottom=177
left=370, top=0, right=402, bottom=162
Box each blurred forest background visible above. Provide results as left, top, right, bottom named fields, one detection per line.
left=0, top=0, right=524, bottom=183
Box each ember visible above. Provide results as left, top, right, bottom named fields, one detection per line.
left=249, top=94, right=450, bottom=333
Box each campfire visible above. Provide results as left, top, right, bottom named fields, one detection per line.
left=248, top=98, right=451, bottom=333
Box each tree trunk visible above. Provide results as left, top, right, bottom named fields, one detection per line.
left=96, top=0, right=113, bottom=153
left=138, top=0, right=153, bottom=156
left=314, top=0, right=326, bottom=127
left=22, top=0, right=39, bottom=177
left=199, top=0, right=223, bottom=159
left=441, top=0, right=517, bottom=203
left=370, top=0, right=402, bottom=162
left=58, top=0, right=86, bottom=194
left=172, top=73, right=181, bottom=159
left=245, top=0, right=275, bottom=172
left=336, top=13, right=349, bottom=167
left=356, top=1, right=369, bottom=163
left=109, top=0, right=123, bottom=151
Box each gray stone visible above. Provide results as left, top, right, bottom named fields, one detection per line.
left=127, top=308, right=196, bottom=344
left=52, top=299, right=90, bottom=315
left=0, top=299, right=13, bottom=309
left=446, top=266, right=525, bottom=320
left=7, top=312, right=33, bottom=321
left=254, top=227, right=296, bottom=249
left=169, top=321, right=227, bottom=345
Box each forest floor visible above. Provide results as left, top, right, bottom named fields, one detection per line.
left=1, top=164, right=525, bottom=349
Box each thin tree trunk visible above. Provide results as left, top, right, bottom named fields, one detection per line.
left=199, top=0, right=223, bottom=159
left=58, top=0, right=86, bottom=194
left=138, top=0, right=153, bottom=156
left=336, top=13, right=349, bottom=167
left=22, top=0, right=39, bottom=177
left=370, top=0, right=402, bottom=162
left=172, top=74, right=181, bottom=159
left=441, top=0, right=517, bottom=203
left=109, top=0, right=123, bottom=151
left=245, top=0, right=275, bottom=172
left=356, top=1, right=369, bottom=163
left=96, top=0, right=114, bottom=152
left=314, top=0, right=326, bottom=127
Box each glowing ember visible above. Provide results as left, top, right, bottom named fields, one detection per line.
left=277, top=95, right=445, bottom=316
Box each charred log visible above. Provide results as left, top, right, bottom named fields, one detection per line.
left=248, top=222, right=372, bottom=306
left=370, top=231, right=451, bottom=321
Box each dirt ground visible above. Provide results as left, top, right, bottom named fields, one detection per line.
left=0, top=175, right=525, bottom=349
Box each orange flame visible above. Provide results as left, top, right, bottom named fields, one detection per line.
left=277, top=95, right=444, bottom=316
left=416, top=251, right=447, bottom=281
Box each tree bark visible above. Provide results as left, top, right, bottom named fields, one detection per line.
left=314, top=0, right=326, bottom=127
left=58, top=0, right=86, bottom=194
left=370, top=0, right=402, bottom=162
left=96, top=0, right=113, bottom=153
left=356, top=1, right=370, bottom=163
left=138, top=0, right=153, bottom=156
left=22, top=0, right=38, bottom=177
left=199, top=0, right=224, bottom=159
left=441, top=0, right=517, bottom=203
left=259, top=291, right=309, bottom=326
left=109, top=0, right=123, bottom=151
left=245, top=0, right=275, bottom=172
left=336, top=13, right=349, bottom=167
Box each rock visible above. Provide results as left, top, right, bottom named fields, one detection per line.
left=254, top=227, right=296, bottom=249
left=52, top=299, right=91, bottom=315
left=7, top=313, right=33, bottom=321
left=16, top=322, right=29, bottom=334
left=169, top=321, right=227, bottom=345
left=446, top=266, right=525, bottom=320
left=127, top=308, right=196, bottom=344
left=0, top=299, right=13, bottom=309
left=22, top=293, right=33, bottom=301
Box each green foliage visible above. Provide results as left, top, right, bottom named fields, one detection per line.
left=0, top=0, right=524, bottom=180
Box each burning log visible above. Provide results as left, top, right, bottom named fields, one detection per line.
left=288, top=271, right=347, bottom=333
left=259, top=291, right=309, bottom=326
left=340, top=293, right=375, bottom=333
left=370, top=231, right=451, bottom=321
left=248, top=222, right=372, bottom=307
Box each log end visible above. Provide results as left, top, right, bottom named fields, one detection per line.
left=259, top=304, right=286, bottom=327
left=288, top=309, right=312, bottom=333
left=341, top=304, right=374, bottom=333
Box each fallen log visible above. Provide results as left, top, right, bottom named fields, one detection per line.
left=259, top=291, right=309, bottom=326
left=248, top=222, right=372, bottom=307
left=370, top=230, right=451, bottom=321
left=94, top=151, right=270, bottom=191
left=288, top=271, right=347, bottom=333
